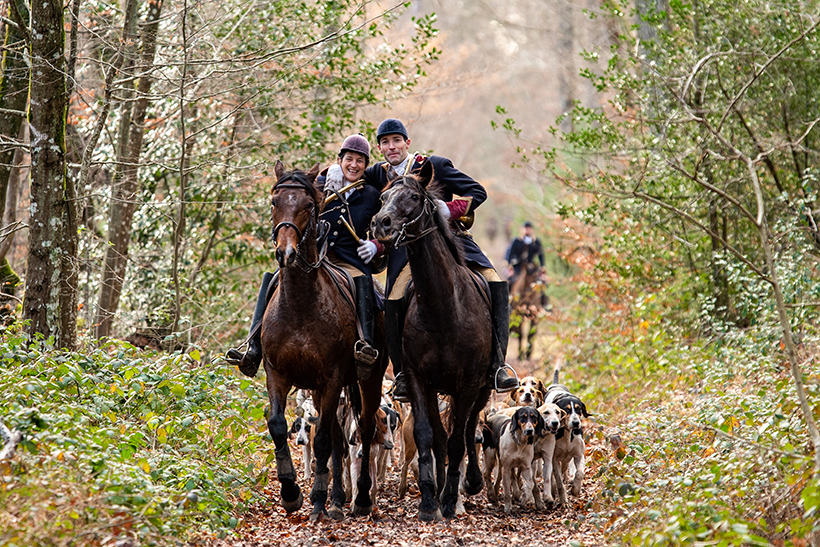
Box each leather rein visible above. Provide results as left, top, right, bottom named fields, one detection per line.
left=271, top=182, right=329, bottom=272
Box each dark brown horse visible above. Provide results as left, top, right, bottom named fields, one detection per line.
left=510, top=263, right=549, bottom=360
left=262, top=161, right=387, bottom=521
left=370, top=161, right=492, bottom=520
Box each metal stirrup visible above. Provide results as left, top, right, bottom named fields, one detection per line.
left=494, top=363, right=520, bottom=391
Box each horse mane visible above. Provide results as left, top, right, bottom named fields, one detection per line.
left=386, top=175, right=465, bottom=266
left=273, top=168, right=324, bottom=213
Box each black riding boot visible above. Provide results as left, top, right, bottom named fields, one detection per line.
left=226, top=271, right=276, bottom=377
left=353, top=276, right=379, bottom=380
left=489, top=280, right=519, bottom=393
left=385, top=297, right=409, bottom=402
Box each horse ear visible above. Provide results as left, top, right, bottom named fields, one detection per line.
left=305, top=162, right=321, bottom=182
left=274, top=160, right=285, bottom=181
left=418, top=159, right=434, bottom=188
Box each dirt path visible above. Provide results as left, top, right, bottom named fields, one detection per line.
left=208, top=436, right=607, bottom=547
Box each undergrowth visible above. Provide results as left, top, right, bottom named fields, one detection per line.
left=0, top=324, right=273, bottom=546
left=558, top=287, right=820, bottom=546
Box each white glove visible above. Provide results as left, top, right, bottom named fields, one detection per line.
left=325, top=164, right=345, bottom=193
left=357, top=239, right=378, bottom=263
left=436, top=199, right=451, bottom=220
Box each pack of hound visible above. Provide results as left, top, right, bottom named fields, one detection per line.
left=286, top=370, right=592, bottom=515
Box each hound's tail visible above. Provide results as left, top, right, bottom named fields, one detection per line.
left=552, top=355, right=564, bottom=384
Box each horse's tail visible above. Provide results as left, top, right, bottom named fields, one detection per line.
left=345, top=384, right=362, bottom=423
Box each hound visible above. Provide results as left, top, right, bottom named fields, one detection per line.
left=289, top=390, right=317, bottom=477
left=546, top=370, right=592, bottom=504
left=482, top=406, right=544, bottom=513
left=375, top=403, right=400, bottom=481
left=505, top=376, right=546, bottom=408
left=531, top=402, right=564, bottom=509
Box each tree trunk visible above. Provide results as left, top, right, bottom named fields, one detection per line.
left=0, top=0, right=30, bottom=302
left=23, top=0, right=73, bottom=347
left=94, top=0, right=163, bottom=340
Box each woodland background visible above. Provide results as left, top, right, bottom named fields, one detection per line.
left=1, top=0, right=820, bottom=546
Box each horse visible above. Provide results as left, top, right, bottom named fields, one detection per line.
left=261, top=160, right=387, bottom=521
left=370, top=161, right=492, bottom=520
left=509, top=263, right=549, bottom=360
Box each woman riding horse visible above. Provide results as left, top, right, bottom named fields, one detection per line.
left=226, top=134, right=385, bottom=382
left=260, top=158, right=387, bottom=520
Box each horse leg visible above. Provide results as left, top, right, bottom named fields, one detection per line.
left=307, top=391, right=338, bottom=521
left=410, top=377, right=441, bottom=521
left=266, top=379, right=303, bottom=513
left=327, top=413, right=346, bottom=520
left=352, top=376, right=381, bottom=516
left=463, top=389, right=490, bottom=496
left=440, top=394, right=470, bottom=519
left=430, top=397, right=448, bottom=501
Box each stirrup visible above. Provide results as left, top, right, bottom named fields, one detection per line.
left=494, top=364, right=520, bottom=393
left=389, top=372, right=410, bottom=403
left=225, top=348, right=243, bottom=366
left=354, top=340, right=379, bottom=366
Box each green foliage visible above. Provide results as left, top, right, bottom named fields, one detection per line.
left=0, top=325, right=272, bottom=545
left=73, top=0, right=439, bottom=345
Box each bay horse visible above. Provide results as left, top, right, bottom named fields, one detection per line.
left=262, top=161, right=387, bottom=521
left=510, top=263, right=549, bottom=360
left=370, top=161, right=492, bottom=520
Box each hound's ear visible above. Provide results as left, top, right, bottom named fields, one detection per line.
left=306, top=162, right=321, bottom=182
left=535, top=411, right=545, bottom=436
left=580, top=402, right=592, bottom=417
left=418, top=159, right=434, bottom=188
left=274, top=160, right=285, bottom=181
left=510, top=412, right=521, bottom=433
left=537, top=380, right=546, bottom=394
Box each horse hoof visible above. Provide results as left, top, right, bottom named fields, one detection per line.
left=281, top=490, right=303, bottom=513
left=352, top=502, right=372, bottom=517
left=309, top=509, right=328, bottom=523
left=418, top=509, right=443, bottom=522
left=328, top=504, right=345, bottom=521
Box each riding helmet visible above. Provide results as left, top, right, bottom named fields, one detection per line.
left=339, top=133, right=370, bottom=165
left=376, top=118, right=408, bottom=142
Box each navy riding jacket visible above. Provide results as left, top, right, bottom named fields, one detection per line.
left=318, top=176, right=382, bottom=277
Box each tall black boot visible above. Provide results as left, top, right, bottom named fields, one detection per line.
left=384, top=297, right=409, bottom=402
left=353, top=276, right=379, bottom=380
left=489, top=280, right=519, bottom=393
left=226, top=271, right=276, bottom=377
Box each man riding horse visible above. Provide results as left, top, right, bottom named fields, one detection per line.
left=226, top=134, right=385, bottom=380
left=364, top=118, right=519, bottom=401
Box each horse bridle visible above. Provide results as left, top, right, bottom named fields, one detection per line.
left=271, top=182, right=328, bottom=271
left=388, top=182, right=440, bottom=248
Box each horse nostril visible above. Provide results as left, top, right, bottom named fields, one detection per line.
left=275, top=248, right=284, bottom=265
left=381, top=216, right=392, bottom=228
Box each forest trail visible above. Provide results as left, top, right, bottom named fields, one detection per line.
left=208, top=358, right=611, bottom=547
left=207, top=445, right=607, bottom=547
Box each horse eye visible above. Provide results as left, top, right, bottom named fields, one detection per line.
left=411, top=193, right=420, bottom=201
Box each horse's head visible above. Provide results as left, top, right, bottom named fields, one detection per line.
left=271, top=160, right=322, bottom=268
left=371, top=160, right=439, bottom=248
